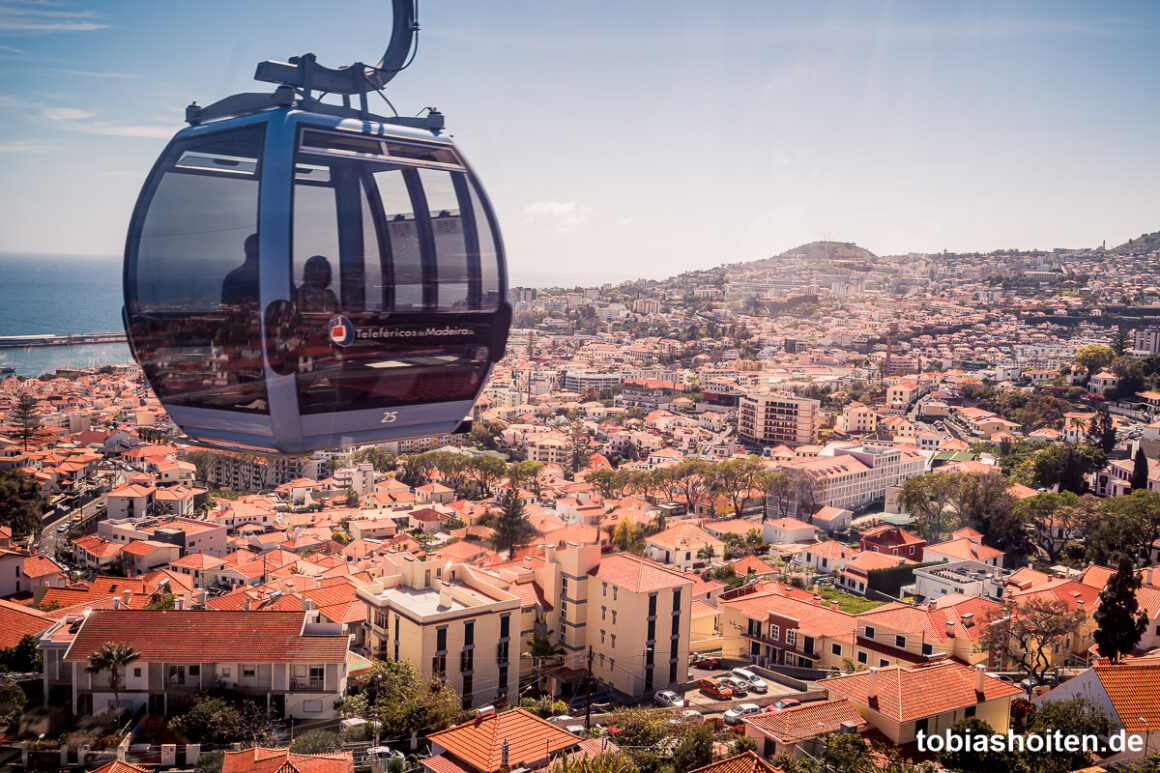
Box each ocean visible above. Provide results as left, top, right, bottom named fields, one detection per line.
left=0, top=252, right=645, bottom=377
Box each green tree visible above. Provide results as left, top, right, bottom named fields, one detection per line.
left=569, top=414, right=590, bottom=473
left=491, top=489, right=534, bottom=558
left=169, top=693, right=244, bottom=743
left=349, top=446, right=397, bottom=472
left=1088, top=406, right=1118, bottom=454
left=821, top=732, right=874, bottom=772
left=521, top=695, right=568, bottom=718
left=145, top=592, right=177, bottom=610
left=1111, top=327, right=1132, bottom=356
left=290, top=729, right=344, bottom=754
left=345, top=487, right=360, bottom=508
left=1093, top=555, right=1149, bottom=664
left=0, top=633, right=43, bottom=673
left=11, top=391, right=41, bottom=450
left=936, top=717, right=1008, bottom=773
left=466, top=454, right=508, bottom=499
left=1032, top=444, right=1107, bottom=495
left=1085, top=491, right=1160, bottom=565
left=981, top=597, right=1086, bottom=689
left=550, top=752, right=640, bottom=773
left=354, top=658, right=467, bottom=738
left=507, top=460, right=544, bottom=492
left=0, top=678, right=25, bottom=728
left=899, top=472, right=964, bottom=541
left=0, top=469, right=46, bottom=539
left=85, top=641, right=140, bottom=715
left=610, top=518, right=646, bottom=555
left=194, top=750, right=225, bottom=773
left=1131, top=446, right=1151, bottom=491
left=183, top=450, right=218, bottom=484
left=1074, top=344, right=1115, bottom=378
left=1026, top=695, right=1114, bottom=773
left=670, top=722, right=717, bottom=772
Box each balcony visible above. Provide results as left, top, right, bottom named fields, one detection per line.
left=289, top=678, right=324, bottom=692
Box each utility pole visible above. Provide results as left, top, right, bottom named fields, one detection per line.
left=584, top=646, right=594, bottom=731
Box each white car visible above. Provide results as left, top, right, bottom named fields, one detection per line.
left=731, top=668, right=769, bottom=693
left=654, top=690, right=684, bottom=708
left=724, top=703, right=762, bottom=725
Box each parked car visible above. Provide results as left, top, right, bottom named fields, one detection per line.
left=766, top=698, right=801, bottom=711
left=568, top=691, right=611, bottom=712
left=724, top=703, right=762, bottom=725
left=719, top=676, right=749, bottom=697
left=654, top=690, right=684, bottom=708
left=681, top=708, right=702, bottom=719
left=699, top=677, right=733, bottom=700
left=692, top=656, right=721, bottom=669
left=731, top=668, right=768, bottom=693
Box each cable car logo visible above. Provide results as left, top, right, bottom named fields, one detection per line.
left=329, top=315, right=355, bottom=347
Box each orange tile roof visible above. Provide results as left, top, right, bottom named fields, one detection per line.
left=63, top=610, right=348, bottom=664
left=857, top=595, right=1002, bottom=643
left=426, top=708, right=580, bottom=773
left=823, top=662, right=1023, bottom=722
left=589, top=553, right=694, bottom=594
left=86, top=761, right=154, bottom=773
left=220, top=746, right=353, bottom=773
left=722, top=592, right=856, bottom=640
left=743, top=698, right=867, bottom=743
left=0, top=598, right=50, bottom=648
left=23, top=554, right=64, bottom=578
left=925, top=537, right=1003, bottom=562
left=1091, top=663, right=1160, bottom=732
left=687, top=751, right=785, bottom=773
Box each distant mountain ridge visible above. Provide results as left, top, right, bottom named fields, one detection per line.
left=1112, top=230, right=1160, bottom=255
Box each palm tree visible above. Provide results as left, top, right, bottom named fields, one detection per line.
left=86, top=641, right=140, bottom=715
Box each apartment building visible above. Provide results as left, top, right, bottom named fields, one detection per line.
left=200, top=453, right=322, bottom=490
left=767, top=445, right=927, bottom=517
left=40, top=610, right=349, bottom=718
left=720, top=590, right=856, bottom=670
left=840, top=402, right=878, bottom=434
left=358, top=557, right=521, bottom=709
left=738, top=391, right=820, bottom=448
left=850, top=595, right=1000, bottom=669
left=563, top=370, right=623, bottom=393
left=98, top=516, right=229, bottom=558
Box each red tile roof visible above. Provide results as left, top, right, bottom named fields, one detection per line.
left=426, top=708, right=580, bottom=773
left=687, top=751, right=785, bottom=773
left=1091, top=663, right=1160, bottom=732
left=743, top=698, right=866, bottom=743
left=63, top=610, right=348, bottom=664
left=589, top=553, right=694, bottom=594
left=0, top=598, right=50, bottom=648
left=823, top=662, right=1023, bottom=722
left=220, top=746, right=353, bottom=773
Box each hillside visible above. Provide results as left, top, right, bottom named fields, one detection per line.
left=1111, top=230, right=1160, bottom=255
left=744, top=240, right=877, bottom=270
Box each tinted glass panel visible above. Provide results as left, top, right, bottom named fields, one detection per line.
left=469, top=181, right=502, bottom=310
left=128, top=126, right=267, bottom=414
left=373, top=169, right=424, bottom=311
left=419, top=168, right=470, bottom=311
left=386, top=141, right=459, bottom=165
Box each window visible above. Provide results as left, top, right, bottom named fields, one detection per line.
left=922, top=642, right=933, bottom=656
left=242, top=665, right=256, bottom=678
left=965, top=706, right=976, bottom=718
left=769, top=624, right=780, bottom=640
left=562, top=577, right=569, bottom=595
left=786, top=630, right=796, bottom=646
left=500, top=614, right=510, bottom=639
left=497, top=641, right=509, bottom=662
left=649, top=593, right=657, bottom=616
left=879, top=659, right=889, bottom=668
left=127, top=126, right=268, bottom=413
left=189, top=665, right=200, bottom=677
left=612, top=610, right=617, bottom=625
left=613, top=587, right=617, bottom=601
left=856, top=651, right=867, bottom=665
left=436, top=627, right=447, bottom=652
left=673, top=589, right=682, bottom=612
left=310, top=665, right=324, bottom=681
left=303, top=700, right=323, bottom=713
left=602, top=582, right=607, bottom=597
left=831, top=643, right=842, bottom=657
left=133, top=667, right=142, bottom=678
left=220, top=667, right=231, bottom=678
left=895, top=635, right=906, bottom=649
left=602, top=605, right=607, bottom=621
left=460, top=649, right=474, bottom=673
left=611, top=634, right=616, bottom=648
left=601, top=629, right=606, bottom=644
left=864, top=626, right=875, bottom=639
left=464, top=621, right=474, bottom=646
left=915, top=717, right=929, bottom=736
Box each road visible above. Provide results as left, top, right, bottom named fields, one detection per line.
left=38, top=491, right=107, bottom=559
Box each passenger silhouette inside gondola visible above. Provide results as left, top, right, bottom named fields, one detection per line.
left=220, top=233, right=260, bottom=307
left=297, top=255, right=339, bottom=313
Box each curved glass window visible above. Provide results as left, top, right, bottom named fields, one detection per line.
left=126, top=126, right=267, bottom=413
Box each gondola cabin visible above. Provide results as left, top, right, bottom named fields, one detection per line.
left=124, top=108, right=510, bottom=454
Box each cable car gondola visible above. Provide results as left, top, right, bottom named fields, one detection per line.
left=123, top=0, right=510, bottom=455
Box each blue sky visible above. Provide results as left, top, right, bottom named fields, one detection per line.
left=1, top=0, right=1158, bottom=283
